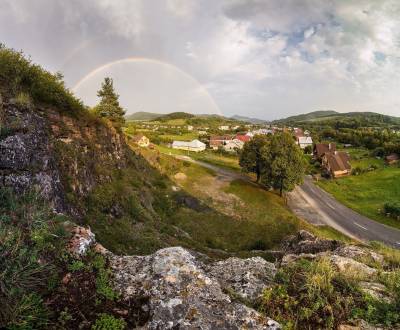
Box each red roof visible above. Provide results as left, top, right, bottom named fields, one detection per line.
left=235, top=134, right=251, bottom=142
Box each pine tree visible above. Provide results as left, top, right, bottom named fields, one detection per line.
left=94, top=77, right=125, bottom=127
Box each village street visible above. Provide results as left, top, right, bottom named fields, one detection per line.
left=172, top=154, right=400, bottom=249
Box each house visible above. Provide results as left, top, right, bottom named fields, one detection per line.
left=298, top=136, right=313, bottom=149
left=251, top=128, right=273, bottom=135
left=322, top=151, right=351, bottom=178
left=219, top=125, right=230, bottom=131
left=235, top=134, right=251, bottom=143
left=224, top=139, right=244, bottom=152
left=314, top=143, right=336, bottom=159
left=385, top=153, right=399, bottom=165
left=172, top=139, right=206, bottom=152
left=132, top=134, right=150, bottom=147
left=198, top=130, right=208, bottom=135
left=187, top=125, right=194, bottom=131
left=209, top=135, right=233, bottom=150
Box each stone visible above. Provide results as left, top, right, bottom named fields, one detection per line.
left=282, top=230, right=343, bottom=255
left=110, top=247, right=281, bottom=329
left=330, top=255, right=377, bottom=278
left=174, top=172, right=187, bottom=180
left=334, top=245, right=384, bottom=265
left=208, top=256, right=276, bottom=301
left=67, top=226, right=96, bottom=256
left=359, top=282, right=394, bottom=304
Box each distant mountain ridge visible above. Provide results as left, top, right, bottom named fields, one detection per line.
left=125, top=111, right=161, bottom=121
left=230, top=115, right=267, bottom=124
left=274, top=110, right=400, bottom=126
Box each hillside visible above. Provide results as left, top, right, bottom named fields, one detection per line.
left=275, top=110, right=400, bottom=127
left=125, top=111, right=161, bottom=121
left=231, top=114, right=267, bottom=124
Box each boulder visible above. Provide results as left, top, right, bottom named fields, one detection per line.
left=282, top=230, right=343, bottom=255
left=359, top=282, right=394, bottom=304
left=330, top=255, right=377, bottom=278
left=111, top=247, right=281, bottom=329
left=66, top=225, right=96, bottom=256
left=334, top=245, right=384, bottom=265
left=208, top=256, right=277, bottom=301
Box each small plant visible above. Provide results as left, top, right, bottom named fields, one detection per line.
left=14, top=91, right=32, bottom=108
left=92, top=313, right=126, bottom=330
left=68, top=260, right=86, bottom=272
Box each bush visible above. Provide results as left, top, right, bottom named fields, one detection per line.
left=0, top=44, right=85, bottom=113
left=92, top=313, right=126, bottom=330
left=261, top=258, right=360, bottom=329
left=383, top=202, right=400, bottom=219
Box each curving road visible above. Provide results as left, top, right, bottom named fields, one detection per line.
left=288, top=176, right=400, bottom=249
left=169, top=153, right=400, bottom=249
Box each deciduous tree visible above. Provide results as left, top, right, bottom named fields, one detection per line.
left=239, top=135, right=269, bottom=182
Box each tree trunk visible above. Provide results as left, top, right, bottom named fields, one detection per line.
left=279, top=178, right=284, bottom=197
left=256, top=170, right=260, bottom=182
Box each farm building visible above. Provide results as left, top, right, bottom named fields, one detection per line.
left=322, top=151, right=351, bottom=178
left=172, top=139, right=206, bottom=152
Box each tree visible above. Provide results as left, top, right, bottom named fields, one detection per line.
left=261, top=132, right=305, bottom=196
left=94, top=77, right=125, bottom=127
left=239, top=135, right=269, bottom=182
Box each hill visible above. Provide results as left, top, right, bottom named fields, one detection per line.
left=125, top=111, right=161, bottom=121
left=231, top=114, right=267, bottom=124
left=275, top=110, right=400, bottom=127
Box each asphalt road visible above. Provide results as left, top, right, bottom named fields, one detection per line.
left=171, top=154, right=400, bottom=249
left=288, top=176, right=400, bottom=249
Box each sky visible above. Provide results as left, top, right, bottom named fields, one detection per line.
left=1, top=0, right=399, bottom=120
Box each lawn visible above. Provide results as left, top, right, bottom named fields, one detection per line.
left=317, top=165, right=400, bottom=229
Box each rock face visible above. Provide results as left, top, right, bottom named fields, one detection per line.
left=0, top=101, right=129, bottom=214
left=0, top=102, right=67, bottom=211
left=110, top=247, right=281, bottom=330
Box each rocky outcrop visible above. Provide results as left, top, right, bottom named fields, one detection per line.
left=111, top=247, right=280, bottom=330
left=282, top=229, right=343, bottom=255
left=0, top=101, right=130, bottom=214
left=208, top=257, right=276, bottom=301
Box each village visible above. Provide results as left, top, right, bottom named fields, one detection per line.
left=128, top=122, right=377, bottom=179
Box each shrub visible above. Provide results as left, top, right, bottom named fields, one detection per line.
left=92, top=313, right=126, bottom=330
left=0, top=44, right=84, bottom=113
left=260, top=258, right=360, bottom=329
left=383, top=202, right=400, bottom=219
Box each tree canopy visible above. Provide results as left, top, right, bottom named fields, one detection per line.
left=240, top=133, right=305, bottom=195
left=94, top=77, right=125, bottom=127
left=239, top=135, right=269, bottom=182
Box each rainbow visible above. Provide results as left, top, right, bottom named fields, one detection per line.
left=72, top=57, right=222, bottom=115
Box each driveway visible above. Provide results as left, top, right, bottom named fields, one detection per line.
left=288, top=176, right=400, bottom=248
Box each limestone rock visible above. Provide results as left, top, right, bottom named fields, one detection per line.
left=110, top=247, right=281, bottom=329
left=334, top=245, right=384, bottom=265
left=282, top=230, right=343, bottom=254
left=67, top=226, right=96, bottom=256
left=208, top=256, right=277, bottom=301
left=330, top=255, right=377, bottom=278
left=359, top=282, right=394, bottom=304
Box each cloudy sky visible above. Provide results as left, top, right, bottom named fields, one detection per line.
left=1, top=0, right=399, bottom=119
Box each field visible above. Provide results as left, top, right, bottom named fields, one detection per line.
left=317, top=165, right=400, bottom=229
left=156, top=145, right=241, bottom=171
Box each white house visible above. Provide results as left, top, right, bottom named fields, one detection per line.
left=219, top=125, right=230, bottom=131
left=223, top=139, right=244, bottom=152
left=172, top=139, right=206, bottom=152
left=298, top=136, right=313, bottom=149
left=187, top=125, right=194, bottom=131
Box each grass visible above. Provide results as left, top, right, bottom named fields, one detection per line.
left=156, top=144, right=241, bottom=172
left=317, top=165, right=400, bottom=229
